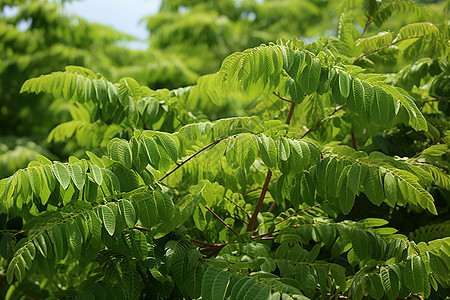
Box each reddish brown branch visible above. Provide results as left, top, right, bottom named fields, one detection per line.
left=351, top=130, right=357, bottom=150
left=360, top=18, right=372, bottom=38
left=413, top=138, right=443, bottom=158
left=135, top=225, right=150, bottom=232
left=158, top=135, right=234, bottom=183
left=273, top=92, right=295, bottom=104
left=247, top=170, right=272, bottom=232
left=205, top=206, right=239, bottom=236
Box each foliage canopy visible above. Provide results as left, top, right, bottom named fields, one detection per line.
left=0, top=0, right=449, bottom=299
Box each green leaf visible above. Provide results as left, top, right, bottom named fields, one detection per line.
left=110, top=140, right=133, bottom=170
left=348, top=163, right=367, bottom=194
left=300, top=56, right=321, bottom=94
left=352, top=228, right=369, bottom=260
left=212, top=271, right=231, bottom=300
left=154, top=190, right=174, bottom=221
left=69, top=163, right=85, bottom=190
left=347, top=78, right=365, bottom=116
left=363, top=167, right=385, bottom=205
left=380, top=266, right=400, bottom=300
left=202, top=267, right=220, bottom=300
left=119, top=199, right=137, bottom=228
left=33, top=233, right=48, bottom=258
left=142, top=138, right=161, bottom=169
left=339, top=70, right=351, bottom=99
left=100, top=205, right=116, bottom=236
left=404, top=255, right=424, bottom=294
left=65, top=219, right=83, bottom=258
left=277, top=138, right=290, bottom=162
left=371, top=86, right=395, bottom=126
left=51, top=162, right=71, bottom=190
left=397, top=22, right=439, bottom=40
left=155, top=132, right=178, bottom=164
left=132, top=192, right=157, bottom=229
left=88, top=162, right=103, bottom=185
left=259, top=134, right=277, bottom=169
left=47, top=225, right=65, bottom=261
left=338, top=170, right=356, bottom=215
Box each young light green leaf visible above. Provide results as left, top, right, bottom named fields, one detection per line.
left=155, top=132, right=178, bottom=164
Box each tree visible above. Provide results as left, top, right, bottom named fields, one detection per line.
left=0, top=0, right=449, bottom=299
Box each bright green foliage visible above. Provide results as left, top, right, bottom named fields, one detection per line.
left=1, top=0, right=449, bottom=299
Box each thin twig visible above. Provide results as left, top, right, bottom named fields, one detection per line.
left=158, top=135, right=234, bottom=183
left=204, top=206, right=239, bottom=236
left=423, top=98, right=439, bottom=103
left=360, top=18, right=372, bottom=38
left=413, top=138, right=443, bottom=158
left=135, top=225, right=150, bottom=232
left=351, top=130, right=357, bottom=150
left=273, top=92, right=295, bottom=104
left=243, top=187, right=261, bottom=197
left=354, top=36, right=423, bottom=63
left=253, top=229, right=281, bottom=239
left=247, top=170, right=272, bottom=232
left=301, top=105, right=344, bottom=139
left=190, top=238, right=227, bottom=248
left=224, top=196, right=251, bottom=222
left=285, top=101, right=296, bottom=126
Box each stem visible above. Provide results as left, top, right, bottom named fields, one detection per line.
left=247, top=170, right=272, bottom=232
left=301, top=105, right=344, bottom=139
left=360, top=18, right=371, bottom=38
left=190, top=238, right=226, bottom=248
left=423, top=98, right=439, bottom=103
left=285, top=101, right=296, bottom=126
left=351, top=130, right=357, bottom=150
left=248, top=94, right=297, bottom=231
left=354, top=36, right=423, bottom=63
left=135, top=225, right=150, bottom=232
left=158, top=135, right=233, bottom=183
left=413, top=138, right=443, bottom=158
left=273, top=92, right=295, bottom=104
left=224, top=196, right=251, bottom=222
left=205, top=206, right=239, bottom=236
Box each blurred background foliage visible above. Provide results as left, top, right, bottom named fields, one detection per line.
left=0, top=0, right=448, bottom=178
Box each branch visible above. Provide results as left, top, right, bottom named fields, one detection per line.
left=224, top=196, right=251, bottom=222
left=301, top=105, right=344, bottom=139
left=354, top=36, right=423, bottom=63
left=204, top=206, right=239, bottom=236
left=360, top=18, right=371, bottom=38
left=273, top=92, right=295, bottom=104
left=351, top=130, right=357, bottom=150
left=158, top=135, right=234, bottom=183
left=247, top=170, right=273, bottom=232
left=413, top=138, right=443, bottom=158
left=190, top=238, right=226, bottom=248
left=135, top=225, right=150, bottom=232
left=423, top=98, right=439, bottom=103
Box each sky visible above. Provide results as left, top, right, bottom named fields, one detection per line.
left=64, top=0, right=162, bottom=49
